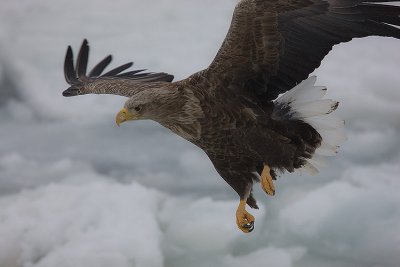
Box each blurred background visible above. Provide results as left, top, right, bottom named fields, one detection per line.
left=0, top=0, right=399, bottom=266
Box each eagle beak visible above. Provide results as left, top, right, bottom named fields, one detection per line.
left=116, top=108, right=138, bottom=126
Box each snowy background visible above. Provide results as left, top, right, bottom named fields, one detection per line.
left=0, top=0, right=400, bottom=267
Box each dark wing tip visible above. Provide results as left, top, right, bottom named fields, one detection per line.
left=101, top=62, right=134, bottom=77
left=89, top=55, right=113, bottom=77
left=62, top=39, right=175, bottom=96
left=66, top=45, right=73, bottom=56
left=164, top=74, right=174, bottom=83
left=62, top=87, right=80, bottom=97
left=64, top=46, right=78, bottom=85
left=116, top=71, right=175, bottom=82
left=76, top=39, right=89, bottom=78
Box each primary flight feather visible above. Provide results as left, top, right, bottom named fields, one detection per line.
left=62, top=0, right=400, bottom=233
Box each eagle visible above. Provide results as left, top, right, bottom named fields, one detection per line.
left=62, top=0, right=400, bottom=233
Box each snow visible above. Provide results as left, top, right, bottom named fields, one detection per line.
left=0, top=0, right=400, bottom=267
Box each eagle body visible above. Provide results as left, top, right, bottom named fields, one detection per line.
left=164, top=73, right=323, bottom=208
left=62, top=0, right=400, bottom=232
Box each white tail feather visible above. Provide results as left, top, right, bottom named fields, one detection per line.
left=275, top=76, right=317, bottom=105
left=318, top=128, right=347, bottom=147
left=294, top=161, right=319, bottom=176
left=274, top=76, right=347, bottom=175
left=315, top=142, right=339, bottom=156
left=290, top=99, right=339, bottom=118
left=306, top=115, right=345, bottom=130
left=292, top=86, right=327, bottom=103
left=277, top=84, right=327, bottom=105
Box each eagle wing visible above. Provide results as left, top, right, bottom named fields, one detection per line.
left=206, top=0, right=400, bottom=101
left=63, top=39, right=174, bottom=97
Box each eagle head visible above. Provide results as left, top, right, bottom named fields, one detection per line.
left=116, top=86, right=180, bottom=126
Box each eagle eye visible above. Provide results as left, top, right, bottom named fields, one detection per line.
left=134, top=106, right=142, bottom=112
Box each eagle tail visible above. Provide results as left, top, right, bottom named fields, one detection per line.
left=273, top=76, right=347, bottom=175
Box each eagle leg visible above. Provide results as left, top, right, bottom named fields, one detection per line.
left=261, top=165, right=275, bottom=196
left=236, top=199, right=255, bottom=233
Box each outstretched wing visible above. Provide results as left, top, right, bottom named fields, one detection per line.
left=207, top=0, right=400, bottom=101
left=63, top=39, right=174, bottom=97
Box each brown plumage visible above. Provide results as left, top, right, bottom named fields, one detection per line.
left=62, top=0, right=400, bottom=233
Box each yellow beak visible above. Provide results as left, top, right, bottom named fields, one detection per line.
left=115, top=108, right=138, bottom=126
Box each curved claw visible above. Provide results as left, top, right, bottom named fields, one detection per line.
left=243, top=221, right=255, bottom=232
left=236, top=200, right=255, bottom=233
left=261, top=165, right=275, bottom=196
left=249, top=224, right=254, bottom=233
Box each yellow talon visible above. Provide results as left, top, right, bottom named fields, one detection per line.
left=261, top=165, right=275, bottom=196
left=236, top=200, right=255, bottom=233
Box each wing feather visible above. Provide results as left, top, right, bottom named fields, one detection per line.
left=101, top=62, right=134, bottom=77
left=64, top=46, right=78, bottom=85
left=88, top=55, right=112, bottom=77
left=76, top=39, right=89, bottom=78
left=206, top=0, right=400, bottom=102
left=62, top=39, right=175, bottom=97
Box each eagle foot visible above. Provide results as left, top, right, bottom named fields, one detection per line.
left=236, top=200, right=255, bottom=233
left=261, top=165, right=275, bottom=196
